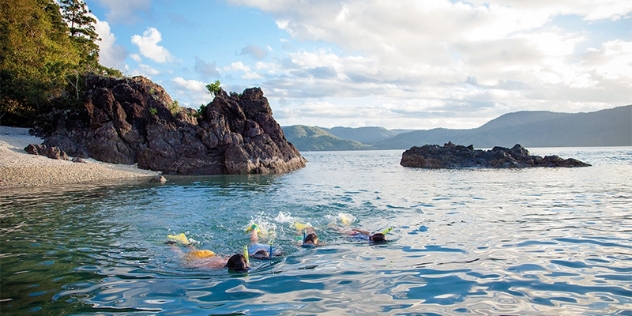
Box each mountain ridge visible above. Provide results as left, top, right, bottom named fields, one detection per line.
left=282, top=125, right=371, bottom=151
left=282, top=105, right=631, bottom=151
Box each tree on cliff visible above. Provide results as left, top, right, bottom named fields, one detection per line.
left=0, top=0, right=80, bottom=126
left=206, top=80, right=222, bottom=96
left=0, top=0, right=120, bottom=127
left=59, top=0, right=105, bottom=100
left=59, top=0, right=100, bottom=72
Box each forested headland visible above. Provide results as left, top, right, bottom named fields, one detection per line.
left=0, top=0, right=121, bottom=127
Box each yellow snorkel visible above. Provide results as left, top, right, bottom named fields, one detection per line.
left=243, top=245, right=250, bottom=266
left=338, top=213, right=353, bottom=226
left=381, top=226, right=394, bottom=234
left=167, top=233, right=190, bottom=245
left=294, top=222, right=310, bottom=231
left=245, top=223, right=260, bottom=234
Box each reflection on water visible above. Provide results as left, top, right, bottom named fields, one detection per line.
left=1, top=147, right=631, bottom=314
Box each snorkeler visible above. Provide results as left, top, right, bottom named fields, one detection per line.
left=246, top=224, right=283, bottom=259
left=335, top=227, right=389, bottom=243
left=294, top=222, right=320, bottom=247
left=166, top=233, right=249, bottom=272
left=350, top=228, right=387, bottom=243
left=302, top=232, right=319, bottom=246
left=225, top=254, right=250, bottom=272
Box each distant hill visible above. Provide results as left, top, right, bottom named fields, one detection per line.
left=472, top=106, right=631, bottom=147
left=319, top=126, right=401, bottom=144
left=282, top=125, right=371, bottom=151
left=283, top=105, right=632, bottom=151
left=376, top=105, right=631, bottom=149
left=370, top=128, right=467, bottom=150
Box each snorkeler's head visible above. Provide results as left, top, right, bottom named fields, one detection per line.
left=253, top=249, right=269, bottom=260
left=226, top=254, right=249, bottom=272
left=304, top=233, right=318, bottom=245
left=370, top=233, right=387, bottom=243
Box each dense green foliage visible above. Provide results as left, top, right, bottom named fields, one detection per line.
left=60, top=0, right=99, bottom=72
left=0, top=0, right=120, bottom=127
left=206, top=80, right=221, bottom=97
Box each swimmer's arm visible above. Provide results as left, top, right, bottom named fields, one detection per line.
left=351, top=228, right=371, bottom=236
left=168, top=244, right=185, bottom=256
left=204, top=257, right=228, bottom=269
left=250, top=229, right=259, bottom=243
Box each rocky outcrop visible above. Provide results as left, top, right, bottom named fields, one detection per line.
left=35, top=75, right=306, bottom=175
left=24, top=144, right=69, bottom=160
left=400, top=142, right=591, bottom=168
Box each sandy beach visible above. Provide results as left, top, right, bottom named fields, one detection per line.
left=0, top=126, right=162, bottom=189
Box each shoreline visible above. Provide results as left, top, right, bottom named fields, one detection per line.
left=0, top=126, right=162, bottom=189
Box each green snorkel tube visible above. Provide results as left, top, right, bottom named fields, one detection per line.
left=243, top=245, right=250, bottom=266
left=381, top=226, right=393, bottom=234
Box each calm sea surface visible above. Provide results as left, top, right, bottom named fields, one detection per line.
left=1, top=147, right=631, bottom=315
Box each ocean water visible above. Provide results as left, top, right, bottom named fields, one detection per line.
left=1, top=147, right=631, bottom=315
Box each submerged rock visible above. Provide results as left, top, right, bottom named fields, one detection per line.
left=400, top=142, right=591, bottom=168
left=35, top=75, right=306, bottom=175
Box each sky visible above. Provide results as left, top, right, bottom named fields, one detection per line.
left=86, top=0, right=632, bottom=130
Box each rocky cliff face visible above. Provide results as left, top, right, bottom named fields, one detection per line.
left=39, top=75, right=306, bottom=174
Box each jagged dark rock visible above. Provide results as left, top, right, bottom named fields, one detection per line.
left=24, top=144, right=69, bottom=160
left=71, top=157, right=86, bottom=163
left=34, top=75, right=306, bottom=175
left=400, top=142, right=591, bottom=168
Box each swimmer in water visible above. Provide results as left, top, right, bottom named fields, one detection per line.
left=247, top=224, right=283, bottom=259
left=294, top=223, right=320, bottom=247
left=334, top=227, right=388, bottom=243
left=225, top=254, right=250, bottom=272
left=302, top=232, right=319, bottom=246
left=166, top=236, right=249, bottom=272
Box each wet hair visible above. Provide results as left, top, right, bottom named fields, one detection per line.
left=253, top=249, right=269, bottom=260
left=226, top=254, right=249, bottom=272
left=304, top=233, right=318, bottom=244
left=370, top=233, right=387, bottom=243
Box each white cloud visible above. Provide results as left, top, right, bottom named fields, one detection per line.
left=172, top=77, right=207, bottom=93
left=226, top=0, right=632, bottom=128
left=194, top=57, right=221, bottom=78
left=94, top=0, right=151, bottom=23
left=590, top=40, right=632, bottom=80
left=93, top=17, right=127, bottom=69
left=128, top=64, right=160, bottom=78
left=131, top=27, right=174, bottom=63
left=130, top=54, right=142, bottom=63
left=273, top=97, right=498, bottom=130
left=471, top=0, right=632, bottom=21
left=171, top=77, right=213, bottom=106
left=275, top=20, right=289, bottom=29
left=224, top=62, right=262, bottom=80
left=239, top=44, right=268, bottom=60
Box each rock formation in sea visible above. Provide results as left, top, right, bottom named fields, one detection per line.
left=34, top=75, right=306, bottom=175
left=400, top=142, right=591, bottom=168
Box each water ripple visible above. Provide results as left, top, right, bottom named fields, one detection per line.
left=1, top=148, right=631, bottom=314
